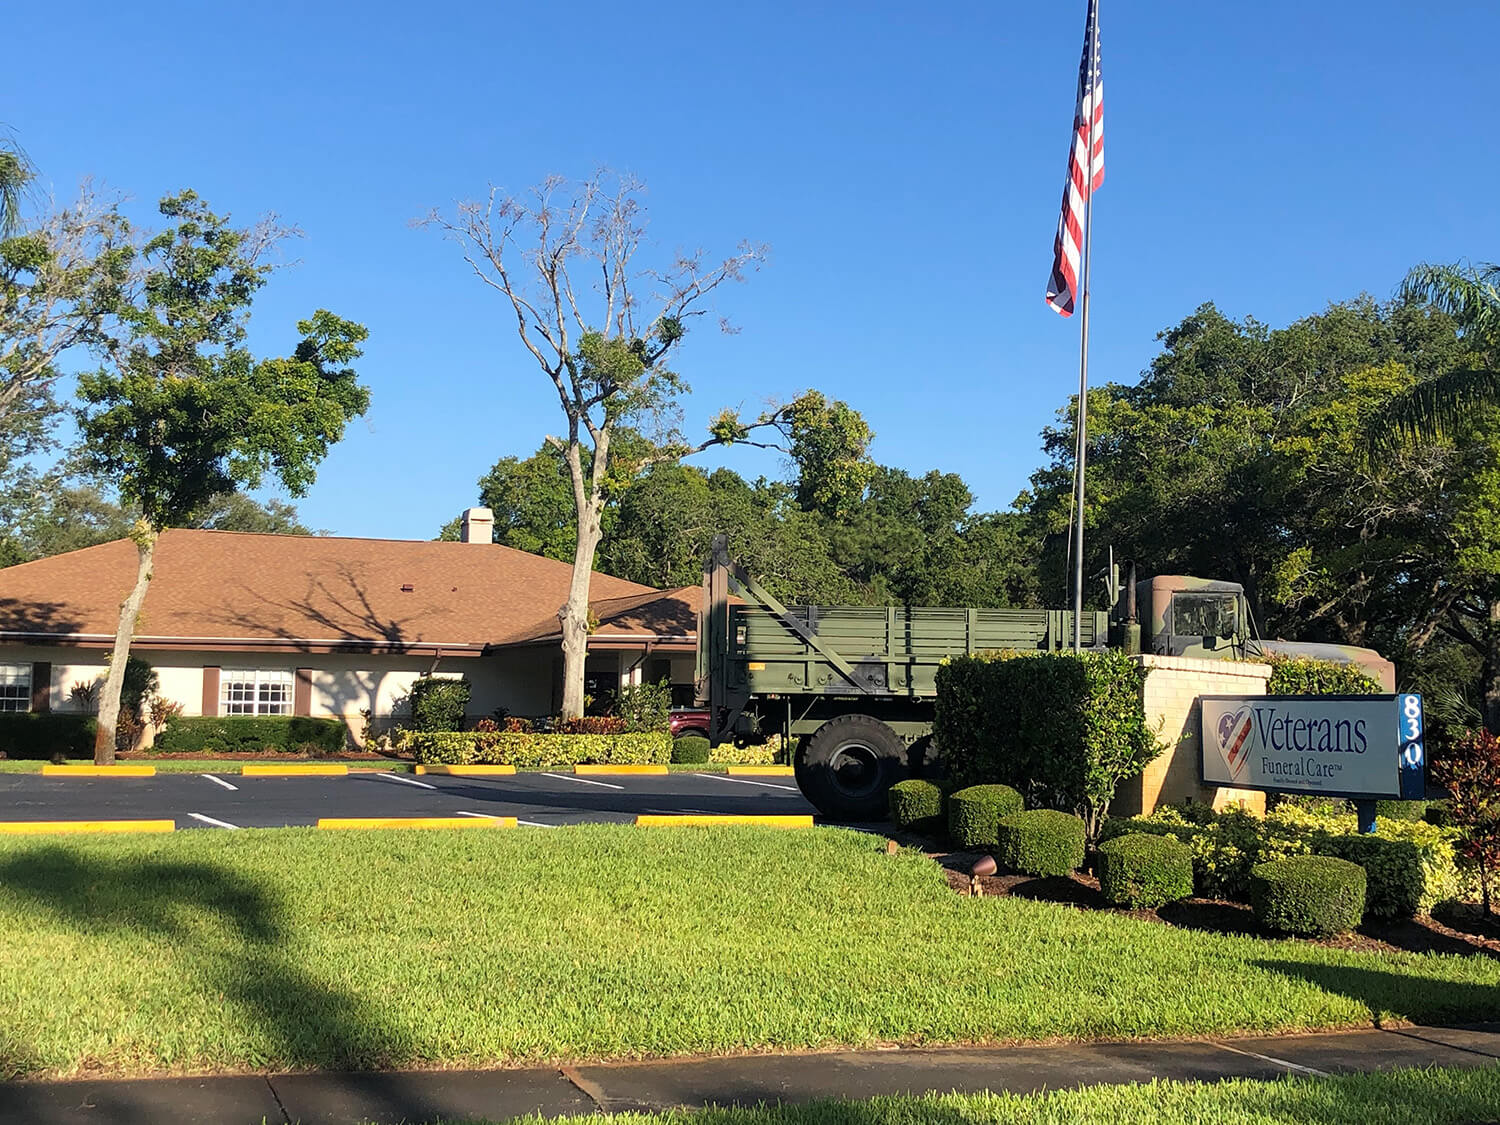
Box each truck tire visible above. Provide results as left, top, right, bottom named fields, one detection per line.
left=797, top=714, right=907, bottom=820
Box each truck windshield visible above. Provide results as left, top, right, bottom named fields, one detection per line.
left=1173, top=594, right=1239, bottom=639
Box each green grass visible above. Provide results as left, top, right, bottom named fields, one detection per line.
left=449, top=1068, right=1500, bottom=1125
left=2, top=827, right=1500, bottom=1079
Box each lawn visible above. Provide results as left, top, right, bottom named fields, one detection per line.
left=1, top=826, right=1499, bottom=1078
left=461, top=1068, right=1500, bottom=1125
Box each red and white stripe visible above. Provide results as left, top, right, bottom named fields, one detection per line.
left=1045, top=1, right=1104, bottom=318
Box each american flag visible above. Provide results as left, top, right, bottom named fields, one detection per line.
left=1045, top=0, right=1104, bottom=318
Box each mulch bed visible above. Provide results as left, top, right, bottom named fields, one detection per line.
left=931, top=845, right=1500, bottom=958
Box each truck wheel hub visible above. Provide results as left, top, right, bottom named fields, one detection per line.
left=829, top=743, right=882, bottom=798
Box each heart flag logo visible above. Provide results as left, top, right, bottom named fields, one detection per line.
left=1215, top=705, right=1254, bottom=781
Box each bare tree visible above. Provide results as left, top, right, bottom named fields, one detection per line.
left=425, top=171, right=866, bottom=718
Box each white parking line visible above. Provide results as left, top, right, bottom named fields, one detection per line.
left=370, top=771, right=437, bottom=790
left=200, top=774, right=239, bottom=791
left=541, top=772, right=625, bottom=790
left=1210, top=1041, right=1331, bottom=1078
left=693, top=772, right=799, bottom=792
left=457, top=810, right=555, bottom=829
left=188, top=812, right=241, bottom=830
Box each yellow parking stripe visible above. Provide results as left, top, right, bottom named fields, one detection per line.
left=575, top=764, right=668, bottom=776
left=415, top=764, right=518, bottom=776
left=241, top=764, right=349, bottom=776
left=316, top=817, right=517, bottom=830
left=634, top=815, right=814, bottom=828
left=726, top=766, right=795, bottom=776
left=0, top=820, right=175, bottom=835
left=40, top=765, right=157, bottom=777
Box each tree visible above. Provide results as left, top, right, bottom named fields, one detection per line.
left=76, top=191, right=369, bottom=761
left=1431, top=729, right=1500, bottom=916
left=426, top=171, right=871, bottom=717
left=0, top=132, right=31, bottom=236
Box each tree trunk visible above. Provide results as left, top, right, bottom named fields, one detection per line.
left=93, top=526, right=156, bottom=764
left=558, top=502, right=604, bottom=720
left=1486, top=600, right=1500, bottom=737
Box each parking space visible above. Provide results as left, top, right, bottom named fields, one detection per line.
left=0, top=769, right=818, bottom=830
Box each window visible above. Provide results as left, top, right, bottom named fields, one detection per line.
left=1172, top=594, right=1240, bottom=640
left=221, top=669, right=294, bottom=716
left=0, top=664, right=30, bottom=713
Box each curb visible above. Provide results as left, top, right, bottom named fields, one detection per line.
left=0, top=819, right=175, bottom=835
left=576, top=764, right=668, bottom=776
left=634, top=814, right=814, bottom=828
left=241, top=764, right=349, bottom=777
left=40, top=764, right=157, bottom=777
left=316, top=816, right=518, bottom=830
left=726, top=765, right=794, bottom=776
left=415, top=764, right=518, bottom=776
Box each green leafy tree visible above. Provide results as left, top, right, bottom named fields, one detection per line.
left=76, top=191, right=369, bottom=762
left=426, top=171, right=871, bottom=717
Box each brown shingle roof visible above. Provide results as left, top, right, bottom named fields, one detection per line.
left=503, top=586, right=700, bottom=648
left=0, top=529, right=668, bottom=654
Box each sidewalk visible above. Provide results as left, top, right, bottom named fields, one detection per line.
left=2, top=1024, right=1497, bottom=1125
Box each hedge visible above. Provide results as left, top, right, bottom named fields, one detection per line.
left=1249, top=855, right=1367, bottom=937
left=407, top=677, right=471, bottom=732
left=0, top=714, right=98, bottom=760
left=1097, top=832, right=1195, bottom=909
left=671, top=735, right=711, bottom=764
left=995, top=809, right=1087, bottom=877
left=948, top=784, right=1024, bottom=848
left=889, top=779, right=947, bottom=836
left=153, top=716, right=348, bottom=754
left=1265, top=655, right=1383, bottom=696
left=934, top=651, right=1161, bottom=838
left=409, top=730, right=672, bottom=767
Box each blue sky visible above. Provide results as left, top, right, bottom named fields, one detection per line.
left=3, top=1, right=1492, bottom=539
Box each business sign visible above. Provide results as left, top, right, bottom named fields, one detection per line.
left=1199, top=694, right=1425, bottom=800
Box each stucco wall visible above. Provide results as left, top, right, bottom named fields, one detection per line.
left=1114, top=654, right=1272, bottom=817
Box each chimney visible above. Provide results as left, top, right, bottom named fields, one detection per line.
left=460, top=507, right=494, bottom=544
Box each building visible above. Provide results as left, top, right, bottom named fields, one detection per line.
left=0, top=509, right=699, bottom=739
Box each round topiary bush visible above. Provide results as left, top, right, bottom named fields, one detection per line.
left=1096, top=832, right=1194, bottom=909
left=888, top=779, right=947, bottom=836
left=947, top=784, right=1024, bottom=848
left=994, top=809, right=1087, bottom=877
left=1249, top=855, right=1367, bottom=937
left=670, top=735, right=711, bottom=764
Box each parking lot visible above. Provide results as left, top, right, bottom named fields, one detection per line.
left=0, top=768, right=818, bottom=829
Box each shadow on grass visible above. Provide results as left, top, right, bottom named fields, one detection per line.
left=0, top=845, right=447, bottom=1121
left=1255, top=959, right=1500, bottom=1027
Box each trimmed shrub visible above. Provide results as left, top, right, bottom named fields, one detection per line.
left=1265, top=655, right=1383, bottom=696
left=995, top=809, right=1087, bottom=877
left=889, top=779, right=947, bottom=836
left=616, top=680, right=672, bottom=733
left=934, top=651, right=1161, bottom=839
left=948, top=784, right=1024, bottom=848
left=1315, top=834, right=1424, bottom=920
left=671, top=735, right=711, bottom=764
left=1097, top=832, right=1195, bottom=909
left=409, top=730, right=671, bottom=768
left=1376, top=799, right=1429, bottom=822
left=0, top=714, right=98, bottom=760
left=154, top=716, right=348, bottom=754
left=1249, top=855, right=1367, bottom=937
left=408, top=676, right=471, bottom=732
left=558, top=715, right=626, bottom=735
left=709, top=737, right=779, bottom=765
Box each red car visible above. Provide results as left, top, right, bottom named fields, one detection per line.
left=669, top=708, right=712, bottom=740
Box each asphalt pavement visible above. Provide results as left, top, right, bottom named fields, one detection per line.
left=2, top=1024, right=1497, bottom=1124
left=0, top=769, right=816, bottom=829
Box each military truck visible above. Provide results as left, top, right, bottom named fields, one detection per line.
left=695, top=537, right=1394, bottom=819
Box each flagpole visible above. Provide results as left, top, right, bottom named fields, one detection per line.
left=1072, top=0, right=1098, bottom=653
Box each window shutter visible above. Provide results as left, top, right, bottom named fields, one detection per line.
left=30, top=662, right=49, bottom=714
left=202, top=666, right=220, bottom=717
left=294, top=668, right=314, bottom=717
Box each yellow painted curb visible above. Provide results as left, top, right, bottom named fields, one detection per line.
left=415, top=764, right=518, bottom=776
left=575, top=764, right=668, bottom=776
left=0, top=820, right=175, bottom=835
left=41, top=764, right=157, bottom=777
left=316, top=817, right=517, bottom=830
left=726, top=766, right=795, bottom=776
left=241, top=764, right=349, bottom=776
left=634, top=815, right=814, bottom=828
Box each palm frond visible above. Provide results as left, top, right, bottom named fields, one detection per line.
left=0, top=137, right=35, bottom=238
left=1399, top=261, right=1500, bottom=344
left=1369, top=367, right=1500, bottom=449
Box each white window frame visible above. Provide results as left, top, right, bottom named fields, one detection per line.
left=220, top=668, right=294, bottom=716
left=0, top=664, right=31, bottom=714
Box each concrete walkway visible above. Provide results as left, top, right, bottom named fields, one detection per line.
left=2, top=1024, right=1498, bottom=1125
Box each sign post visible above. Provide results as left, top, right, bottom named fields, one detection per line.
left=1199, top=694, right=1425, bottom=832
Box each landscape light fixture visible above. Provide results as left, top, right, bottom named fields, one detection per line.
left=969, top=855, right=997, bottom=897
